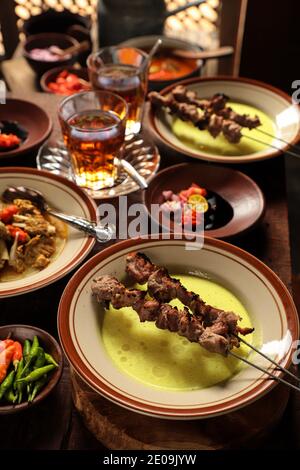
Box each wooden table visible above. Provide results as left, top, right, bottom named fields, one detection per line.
left=0, top=91, right=299, bottom=450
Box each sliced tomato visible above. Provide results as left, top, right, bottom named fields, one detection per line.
left=6, top=225, right=29, bottom=243
left=0, top=204, right=19, bottom=223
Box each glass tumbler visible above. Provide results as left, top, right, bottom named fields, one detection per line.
left=87, top=46, right=148, bottom=135
left=58, top=90, right=128, bottom=192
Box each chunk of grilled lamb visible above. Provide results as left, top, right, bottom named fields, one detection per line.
left=126, top=252, right=156, bottom=284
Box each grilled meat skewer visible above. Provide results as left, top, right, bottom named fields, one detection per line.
left=172, top=86, right=229, bottom=113
left=170, top=85, right=261, bottom=130
left=126, top=252, right=254, bottom=337
left=149, top=92, right=210, bottom=130
left=92, top=256, right=300, bottom=393
left=91, top=275, right=236, bottom=355
left=149, top=86, right=261, bottom=144
left=149, top=91, right=243, bottom=143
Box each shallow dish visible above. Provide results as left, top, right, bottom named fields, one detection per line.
left=0, top=168, right=96, bottom=298
left=0, top=99, right=52, bottom=159
left=120, top=35, right=203, bottom=92
left=37, top=134, right=160, bottom=199
left=58, top=237, right=298, bottom=419
left=0, top=324, right=63, bottom=415
left=147, top=76, right=300, bottom=164
left=23, top=33, right=79, bottom=77
left=40, top=66, right=90, bottom=94
left=143, top=163, right=265, bottom=238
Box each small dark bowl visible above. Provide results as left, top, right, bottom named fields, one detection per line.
left=40, top=66, right=90, bottom=94
left=23, top=33, right=79, bottom=77
left=0, top=325, right=63, bottom=415
left=120, top=35, right=203, bottom=92
left=23, top=8, right=92, bottom=67
left=143, top=162, right=265, bottom=239
left=0, top=98, right=52, bottom=159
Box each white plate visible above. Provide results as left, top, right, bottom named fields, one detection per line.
left=58, top=237, right=298, bottom=419
left=148, top=76, right=300, bottom=163
left=0, top=168, right=96, bottom=298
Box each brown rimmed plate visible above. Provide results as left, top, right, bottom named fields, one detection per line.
left=58, top=236, right=298, bottom=419
left=0, top=167, right=96, bottom=298
left=143, top=162, right=265, bottom=239
left=0, top=325, right=63, bottom=415
left=40, top=66, right=90, bottom=94
left=147, top=76, right=300, bottom=164
left=0, top=99, right=52, bottom=159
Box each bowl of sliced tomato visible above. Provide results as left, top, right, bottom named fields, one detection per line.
left=143, top=162, right=265, bottom=239
left=0, top=325, right=63, bottom=414
left=40, top=66, right=91, bottom=95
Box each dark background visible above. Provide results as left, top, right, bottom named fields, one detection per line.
left=240, top=0, right=300, bottom=93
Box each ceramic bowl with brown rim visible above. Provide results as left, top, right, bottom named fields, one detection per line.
left=23, top=33, right=79, bottom=77
left=143, top=163, right=265, bottom=239
left=58, top=236, right=298, bottom=419
left=40, top=66, right=90, bottom=94
left=0, top=99, right=52, bottom=159
left=120, top=35, right=203, bottom=92
left=147, top=76, right=300, bottom=164
left=0, top=324, right=63, bottom=415
left=0, top=168, right=97, bottom=298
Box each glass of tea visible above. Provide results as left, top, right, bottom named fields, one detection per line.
left=87, top=46, right=148, bottom=135
left=58, top=90, right=128, bottom=192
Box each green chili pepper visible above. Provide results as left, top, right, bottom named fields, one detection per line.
left=14, top=357, right=25, bottom=403
left=13, top=357, right=24, bottom=390
left=30, top=336, right=39, bottom=358
left=0, top=370, right=15, bottom=400
left=27, top=383, right=32, bottom=399
left=23, top=339, right=31, bottom=363
left=29, top=375, right=48, bottom=402
left=17, top=364, right=55, bottom=383
left=44, top=353, right=59, bottom=368
left=21, top=336, right=39, bottom=377
left=14, top=357, right=24, bottom=389
left=5, top=387, right=17, bottom=404
left=34, top=348, right=45, bottom=369
left=17, top=390, right=23, bottom=404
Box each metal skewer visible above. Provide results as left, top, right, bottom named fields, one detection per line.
left=234, top=334, right=300, bottom=384
left=242, top=133, right=300, bottom=158
left=229, top=350, right=300, bottom=393
left=255, top=128, right=300, bottom=152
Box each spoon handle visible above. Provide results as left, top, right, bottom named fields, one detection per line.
left=49, top=210, right=115, bottom=243
left=172, top=46, right=234, bottom=60
left=119, top=159, right=148, bottom=189
left=52, top=40, right=90, bottom=57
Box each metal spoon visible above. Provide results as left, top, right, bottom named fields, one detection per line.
left=117, top=158, right=148, bottom=189
left=49, top=40, right=90, bottom=58
left=141, top=38, right=162, bottom=73
left=2, top=186, right=115, bottom=243
left=172, top=46, right=234, bottom=61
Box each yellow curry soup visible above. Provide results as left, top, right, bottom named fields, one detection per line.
left=102, top=274, right=253, bottom=391
left=172, top=102, right=275, bottom=156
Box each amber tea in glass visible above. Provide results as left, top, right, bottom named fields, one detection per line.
left=87, top=47, right=148, bottom=135
left=59, top=91, right=127, bottom=192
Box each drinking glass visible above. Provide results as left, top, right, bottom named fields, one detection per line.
left=87, top=46, right=148, bottom=135
left=58, top=90, right=128, bottom=192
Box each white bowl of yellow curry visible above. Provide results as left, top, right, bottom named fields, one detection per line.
left=148, top=76, right=300, bottom=164
left=58, top=237, right=298, bottom=419
left=0, top=168, right=96, bottom=298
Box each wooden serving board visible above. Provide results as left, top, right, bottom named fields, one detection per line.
left=71, top=369, right=289, bottom=450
